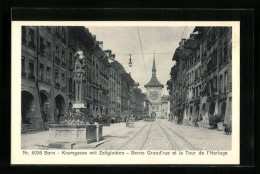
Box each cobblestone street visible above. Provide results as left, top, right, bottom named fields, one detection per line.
left=22, top=119, right=231, bottom=150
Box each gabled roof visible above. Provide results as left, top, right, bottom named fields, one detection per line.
left=144, top=75, right=164, bottom=88
left=144, top=57, right=164, bottom=88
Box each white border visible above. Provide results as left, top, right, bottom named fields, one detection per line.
left=11, top=21, right=240, bottom=165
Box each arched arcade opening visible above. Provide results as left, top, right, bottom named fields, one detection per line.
left=39, top=90, right=50, bottom=122
left=21, top=91, right=34, bottom=124
left=55, top=94, right=66, bottom=122
left=209, top=101, right=216, bottom=117
left=221, top=102, right=226, bottom=120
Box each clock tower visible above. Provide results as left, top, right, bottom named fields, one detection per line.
left=144, top=56, right=164, bottom=118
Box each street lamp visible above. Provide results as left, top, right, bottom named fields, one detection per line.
left=128, top=54, right=133, bottom=67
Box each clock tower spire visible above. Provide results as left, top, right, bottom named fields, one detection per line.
left=144, top=53, right=164, bottom=118
left=152, top=54, right=156, bottom=76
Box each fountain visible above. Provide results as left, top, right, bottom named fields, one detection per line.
left=48, top=50, right=103, bottom=148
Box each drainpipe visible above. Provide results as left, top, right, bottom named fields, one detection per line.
left=35, top=26, right=44, bottom=129
left=52, top=27, right=56, bottom=123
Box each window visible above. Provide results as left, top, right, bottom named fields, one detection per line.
left=62, top=27, right=65, bottom=38
left=55, top=45, right=59, bottom=60
left=224, top=72, right=228, bottom=93
left=22, top=27, right=26, bottom=43
left=212, top=77, right=217, bottom=92
left=62, top=49, right=66, bottom=63
left=28, top=60, right=34, bottom=77
left=56, top=45, right=59, bottom=53
left=28, top=29, right=35, bottom=48
left=69, top=52, right=73, bottom=67
left=61, top=73, right=65, bottom=82
left=40, top=37, right=45, bottom=53
left=46, top=41, right=51, bottom=56
left=55, top=69, right=59, bottom=83
left=39, top=63, right=44, bottom=78
left=229, top=42, right=232, bottom=60
left=22, top=57, right=25, bottom=73
left=68, top=78, right=72, bottom=92
left=220, top=75, right=223, bottom=93
left=223, top=41, right=228, bottom=61
left=56, top=27, right=59, bottom=34
left=46, top=66, right=51, bottom=78
left=195, top=69, right=198, bottom=81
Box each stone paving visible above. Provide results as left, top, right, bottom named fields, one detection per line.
left=22, top=131, right=49, bottom=149
left=21, top=121, right=147, bottom=149
left=21, top=119, right=232, bottom=150
left=161, top=119, right=232, bottom=150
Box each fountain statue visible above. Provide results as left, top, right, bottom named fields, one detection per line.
left=48, top=50, right=103, bottom=148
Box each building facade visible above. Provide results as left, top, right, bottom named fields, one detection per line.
left=22, top=26, right=72, bottom=131
left=21, top=26, right=146, bottom=132
left=161, top=95, right=170, bottom=119
left=167, top=27, right=232, bottom=127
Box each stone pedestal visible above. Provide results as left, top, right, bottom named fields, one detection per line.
left=48, top=124, right=103, bottom=144
left=72, top=102, right=86, bottom=109
left=49, top=124, right=87, bottom=142
left=86, top=124, right=103, bottom=142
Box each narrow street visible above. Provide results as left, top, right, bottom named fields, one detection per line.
left=22, top=119, right=231, bottom=150
left=97, top=119, right=231, bottom=150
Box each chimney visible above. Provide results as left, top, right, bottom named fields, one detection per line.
left=104, top=49, right=111, bottom=57
left=96, top=41, right=103, bottom=50
left=179, top=38, right=186, bottom=46
left=92, top=35, right=96, bottom=42
left=182, top=38, right=186, bottom=45
left=110, top=53, right=115, bottom=60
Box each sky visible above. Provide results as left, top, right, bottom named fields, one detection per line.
left=87, top=26, right=195, bottom=95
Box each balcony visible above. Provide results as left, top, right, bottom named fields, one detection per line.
left=22, top=72, right=26, bottom=79
left=55, top=57, right=60, bottom=64
left=28, top=43, right=36, bottom=50
left=219, top=58, right=229, bottom=69
left=56, top=32, right=61, bottom=38
left=219, top=92, right=227, bottom=101
left=194, top=77, right=201, bottom=84
left=194, top=96, right=201, bottom=104
left=69, top=65, right=73, bottom=71
left=38, top=76, right=44, bottom=82
left=61, top=61, right=66, bottom=68
left=39, top=45, right=46, bottom=55
left=68, top=92, right=75, bottom=98
left=46, top=78, right=51, bottom=84
left=61, top=86, right=66, bottom=92
left=224, top=87, right=227, bottom=94
left=28, top=74, right=35, bottom=81
left=55, top=82, right=60, bottom=89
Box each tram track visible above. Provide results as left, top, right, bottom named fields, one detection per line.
left=118, top=123, right=149, bottom=150
left=156, top=120, right=179, bottom=150
left=158, top=120, right=201, bottom=150
left=139, top=122, right=154, bottom=150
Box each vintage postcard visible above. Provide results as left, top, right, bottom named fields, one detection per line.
left=11, top=21, right=240, bottom=164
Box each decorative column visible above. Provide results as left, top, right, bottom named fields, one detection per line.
left=72, top=50, right=86, bottom=110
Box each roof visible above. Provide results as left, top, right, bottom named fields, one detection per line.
left=193, top=26, right=205, bottom=32
left=183, top=38, right=199, bottom=49
left=144, top=57, right=164, bottom=88
left=144, top=75, right=164, bottom=88
left=111, top=61, right=124, bottom=71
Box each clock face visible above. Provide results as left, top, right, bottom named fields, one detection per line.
left=150, top=91, right=158, bottom=100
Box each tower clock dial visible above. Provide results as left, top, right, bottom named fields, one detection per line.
left=150, top=91, right=158, bottom=100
